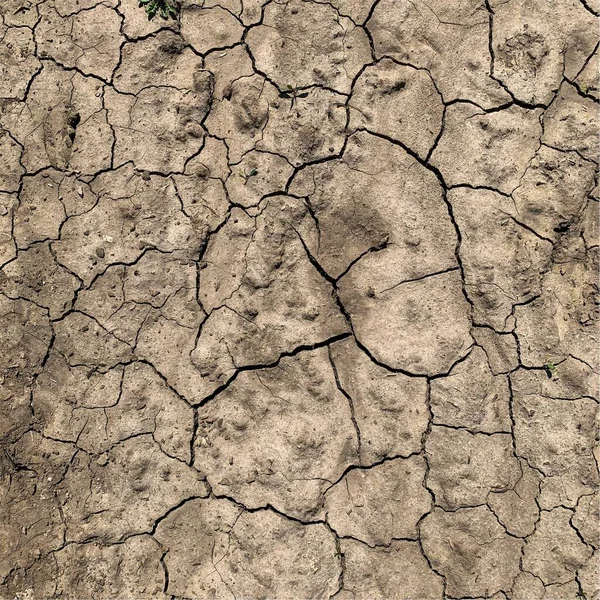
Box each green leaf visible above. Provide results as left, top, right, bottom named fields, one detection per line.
left=139, top=0, right=178, bottom=20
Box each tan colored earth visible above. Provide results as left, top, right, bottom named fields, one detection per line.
left=0, top=0, right=598, bottom=598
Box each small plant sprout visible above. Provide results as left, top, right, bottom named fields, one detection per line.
left=543, top=361, right=557, bottom=379
left=240, top=167, right=258, bottom=184
left=280, top=84, right=309, bottom=109
left=139, top=0, right=178, bottom=20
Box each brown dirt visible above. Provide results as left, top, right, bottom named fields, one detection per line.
left=0, top=0, right=599, bottom=598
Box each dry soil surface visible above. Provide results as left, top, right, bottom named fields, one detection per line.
left=0, top=0, right=599, bottom=598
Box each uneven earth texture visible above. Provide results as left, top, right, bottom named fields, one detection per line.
left=0, top=0, right=599, bottom=598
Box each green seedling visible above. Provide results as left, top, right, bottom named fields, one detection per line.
left=139, top=0, right=178, bottom=20
left=239, top=167, right=258, bottom=184
left=280, top=84, right=309, bottom=108
left=543, top=362, right=557, bottom=379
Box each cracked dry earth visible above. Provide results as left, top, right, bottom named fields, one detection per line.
left=0, top=0, right=599, bottom=598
